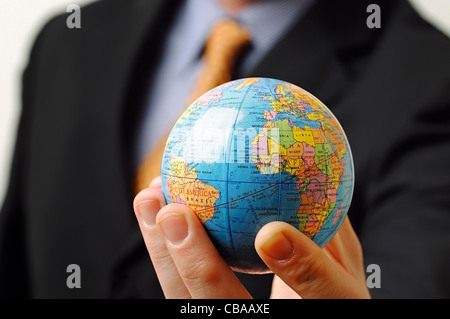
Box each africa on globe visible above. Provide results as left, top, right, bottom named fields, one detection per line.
left=161, top=78, right=354, bottom=274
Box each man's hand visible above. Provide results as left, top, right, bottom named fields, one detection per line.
left=133, top=177, right=370, bottom=299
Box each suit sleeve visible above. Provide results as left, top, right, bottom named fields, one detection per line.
left=360, top=77, right=450, bottom=298
left=0, top=67, right=32, bottom=298
left=0, top=19, right=53, bottom=298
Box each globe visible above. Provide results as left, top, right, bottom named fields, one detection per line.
left=161, top=78, right=354, bottom=274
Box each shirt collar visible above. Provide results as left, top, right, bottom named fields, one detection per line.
left=172, top=0, right=225, bottom=76
left=174, top=0, right=315, bottom=75
left=238, top=0, right=314, bottom=57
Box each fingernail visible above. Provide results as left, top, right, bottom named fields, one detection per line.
left=159, top=213, right=189, bottom=245
left=138, top=200, right=160, bottom=226
left=260, top=231, right=295, bottom=262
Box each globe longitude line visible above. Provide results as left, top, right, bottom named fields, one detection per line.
left=259, top=78, right=284, bottom=225
left=271, top=81, right=284, bottom=224
left=223, top=81, right=253, bottom=264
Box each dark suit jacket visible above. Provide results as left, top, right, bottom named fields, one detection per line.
left=1, top=0, right=450, bottom=298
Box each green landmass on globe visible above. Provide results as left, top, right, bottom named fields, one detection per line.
left=161, top=77, right=354, bottom=274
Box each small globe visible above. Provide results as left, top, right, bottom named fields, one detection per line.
left=161, top=78, right=354, bottom=274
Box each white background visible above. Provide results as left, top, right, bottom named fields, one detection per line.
left=0, top=0, right=449, bottom=204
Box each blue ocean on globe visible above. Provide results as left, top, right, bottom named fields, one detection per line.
left=161, top=78, right=354, bottom=274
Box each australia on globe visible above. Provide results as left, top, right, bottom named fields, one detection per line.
left=161, top=78, right=354, bottom=274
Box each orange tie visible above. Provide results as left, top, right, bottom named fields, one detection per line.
left=134, top=19, right=251, bottom=193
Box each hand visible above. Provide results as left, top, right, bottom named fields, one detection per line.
left=133, top=177, right=371, bottom=299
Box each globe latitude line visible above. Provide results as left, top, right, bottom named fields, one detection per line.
left=177, top=146, right=351, bottom=215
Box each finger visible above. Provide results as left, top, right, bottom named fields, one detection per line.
left=156, top=204, right=252, bottom=299
left=322, top=216, right=366, bottom=283
left=270, top=275, right=301, bottom=299
left=255, top=221, right=370, bottom=299
left=134, top=186, right=191, bottom=298
left=149, top=176, right=162, bottom=189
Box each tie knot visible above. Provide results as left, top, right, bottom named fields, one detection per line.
left=204, top=19, right=252, bottom=57
left=187, top=19, right=251, bottom=104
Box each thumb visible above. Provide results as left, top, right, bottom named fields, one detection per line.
left=255, top=221, right=369, bottom=299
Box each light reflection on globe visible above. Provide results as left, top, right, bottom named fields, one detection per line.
left=161, top=78, right=354, bottom=274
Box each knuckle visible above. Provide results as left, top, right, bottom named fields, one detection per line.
left=180, top=254, right=221, bottom=288
left=290, top=254, right=331, bottom=293
left=297, top=254, right=326, bottom=280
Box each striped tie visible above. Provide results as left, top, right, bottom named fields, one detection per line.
left=135, top=19, right=251, bottom=193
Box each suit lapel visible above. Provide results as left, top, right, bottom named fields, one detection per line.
left=252, top=0, right=383, bottom=109
left=108, top=0, right=187, bottom=297
left=116, top=0, right=183, bottom=185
